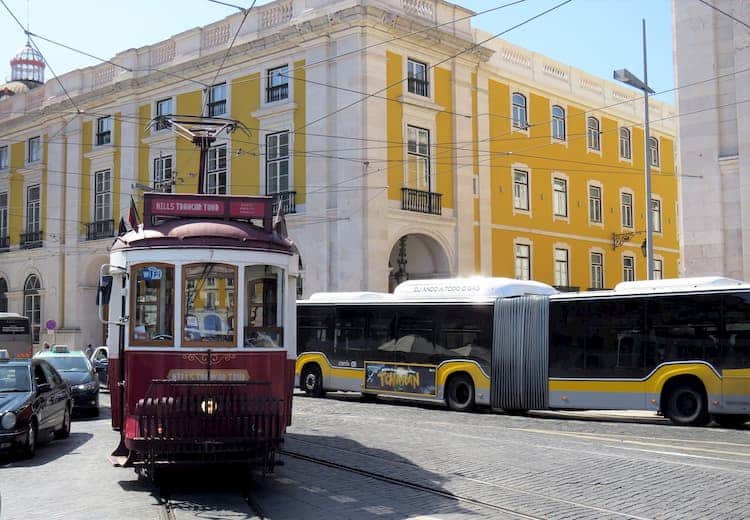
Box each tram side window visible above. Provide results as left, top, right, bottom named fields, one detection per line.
left=722, top=293, right=750, bottom=369
left=183, top=263, right=236, bottom=347
left=333, top=307, right=368, bottom=367
left=549, top=301, right=587, bottom=377
left=646, top=295, right=721, bottom=368
left=245, top=265, right=283, bottom=348
left=394, top=306, right=435, bottom=364
left=131, top=264, right=174, bottom=345
left=298, top=306, right=334, bottom=355
left=585, top=298, right=646, bottom=378
left=436, top=305, right=492, bottom=371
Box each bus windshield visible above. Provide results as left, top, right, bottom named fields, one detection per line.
left=0, top=315, right=33, bottom=358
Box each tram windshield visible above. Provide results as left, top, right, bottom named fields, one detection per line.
left=245, top=265, right=284, bottom=348
left=183, top=263, right=237, bottom=347
left=132, top=264, right=175, bottom=345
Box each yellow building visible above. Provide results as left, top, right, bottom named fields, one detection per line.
left=0, top=0, right=678, bottom=346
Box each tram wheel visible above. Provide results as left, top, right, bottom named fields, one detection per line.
left=712, top=414, right=750, bottom=428
left=446, top=374, right=475, bottom=412
left=664, top=381, right=710, bottom=427
left=301, top=364, right=325, bottom=397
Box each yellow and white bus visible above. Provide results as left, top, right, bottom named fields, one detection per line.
left=296, top=277, right=750, bottom=427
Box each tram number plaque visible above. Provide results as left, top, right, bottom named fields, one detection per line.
left=364, top=362, right=437, bottom=397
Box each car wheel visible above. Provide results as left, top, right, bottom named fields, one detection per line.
left=664, top=381, right=710, bottom=426
left=300, top=364, right=325, bottom=397
left=22, top=420, right=37, bottom=459
left=446, top=374, right=475, bottom=412
left=55, top=405, right=71, bottom=439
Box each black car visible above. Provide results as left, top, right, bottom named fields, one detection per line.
left=0, top=358, right=72, bottom=458
left=37, top=353, right=100, bottom=417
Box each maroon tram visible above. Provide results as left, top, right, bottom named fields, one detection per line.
left=99, top=192, right=299, bottom=474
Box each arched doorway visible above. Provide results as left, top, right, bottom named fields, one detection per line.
left=0, top=277, right=7, bottom=312
left=23, top=274, right=41, bottom=344
left=388, top=233, right=451, bottom=292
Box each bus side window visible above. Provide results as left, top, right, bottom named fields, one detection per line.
left=395, top=306, right=435, bottom=364
left=298, top=306, right=334, bottom=354
left=722, top=294, right=750, bottom=369
left=367, top=307, right=398, bottom=363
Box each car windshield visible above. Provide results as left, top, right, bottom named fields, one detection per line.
left=0, top=365, right=31, bottom=392
left=45, top=356, right=90, bottom=372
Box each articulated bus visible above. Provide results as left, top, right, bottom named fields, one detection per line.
left=296, top=277, right=750, bottom=427
left=0, top=313, right=33, bottom=359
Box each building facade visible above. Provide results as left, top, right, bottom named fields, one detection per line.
left=0, top=0, right=678, bottom=347
left=673, top=0, right=749, bottom=279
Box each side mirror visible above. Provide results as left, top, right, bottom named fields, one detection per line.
left=97, top=275, right=113, bottom=306
left=36, top=382, right=51, bottom=395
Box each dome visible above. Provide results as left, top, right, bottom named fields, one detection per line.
left=10, top=41, right=45, bottom=84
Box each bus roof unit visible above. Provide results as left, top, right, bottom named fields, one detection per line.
left=393, top=277, right=558, bottom=300
left=614, top=276, right=747, bottom=294
left=307, top=291, right=395, bottom=302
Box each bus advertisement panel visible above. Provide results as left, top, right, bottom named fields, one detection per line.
left=365, top=362, right=437, bottom=396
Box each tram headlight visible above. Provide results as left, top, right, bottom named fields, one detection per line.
left=1, top=412, right=17, bottom=430
left=200, top=398, right=218, bottom=415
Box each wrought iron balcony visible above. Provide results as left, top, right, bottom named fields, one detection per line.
left=86, top=219, right=115, bottom=241
left=553, top=285, right=580, bottom=293
left=401, top=187, right=442, bottom=215
left=271, top=191, right=296, bottom=215
left=0, top=236, right=9, bottom=251
left=20, top=230, right=43, bottom=249
left=207, top=100, right=226, bottom=117
left=407, top=77, right=429, bottom=97
left=266, top=83, right=289, bottom=103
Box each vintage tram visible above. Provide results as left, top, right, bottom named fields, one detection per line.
left=99, top=192, right=298, bottom=473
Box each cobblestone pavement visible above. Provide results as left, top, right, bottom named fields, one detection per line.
left=1, top=392, right=748, bottom=519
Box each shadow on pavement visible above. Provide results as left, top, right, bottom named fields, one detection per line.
left=0, top=431, right=94, bottom=468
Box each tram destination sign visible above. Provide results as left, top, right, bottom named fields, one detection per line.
left=143, top=193, right=273, bottom=228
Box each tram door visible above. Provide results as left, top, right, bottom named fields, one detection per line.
left=245, top=265, right=283, bottom=347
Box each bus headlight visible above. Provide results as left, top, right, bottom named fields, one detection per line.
left=1, top=412, right=17, bottom=430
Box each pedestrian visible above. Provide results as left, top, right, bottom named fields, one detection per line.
left=85, top=343, right=93, bottom=358
left=43, top=341, right=50, bottom=350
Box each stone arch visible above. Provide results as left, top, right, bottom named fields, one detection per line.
left=388, top=230, right=452, bottom=292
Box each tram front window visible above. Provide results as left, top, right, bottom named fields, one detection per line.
left=131, top=264, right=174, bottom=345
left=245, top=265, right=283, bottom=348
left=183, top=263, right=237, bottom=347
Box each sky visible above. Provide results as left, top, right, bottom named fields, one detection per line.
left=0, top=0, right=676, bottom=103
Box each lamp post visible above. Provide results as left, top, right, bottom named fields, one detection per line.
left=614, top=19, right=655, bottom=280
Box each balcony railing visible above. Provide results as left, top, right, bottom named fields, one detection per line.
left=554, top=285, right=580, bottom=293
left=207, top=100, right=226, bottom=117
left=0, top=235, right=9, bottom=251
left=271, top=191, right=296, bottom=215
left=266, top=83, right=288, bottom=103
left=20, top=230, right=43, bottom=249
left=96, top=131, right=111, bottom=146
left=401, top=187, right=442, bottom=215
left=407, top=77, right=429, bottom=97
left=86, top=219, right=115, bottom=241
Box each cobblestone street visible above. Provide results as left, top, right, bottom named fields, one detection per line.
left=1, top=393, right=748, bottom=519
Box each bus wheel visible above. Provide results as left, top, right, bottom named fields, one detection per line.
left=664, top=381, right=710, bottom=426
left=446, top=374, right=475, bottom=412
left=712, top=414, right=750, bottom=428
left=301, top=364, right=325, bottom=397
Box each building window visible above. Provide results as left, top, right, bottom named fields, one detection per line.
left=153, top=156, right=173, bottom=193
left=653, top=258, right=663, bottom=280
left=155, top=98, right=173, bottom=130
left=205, top=144, right=227, bottom=194
left=23, top=274, right=41, bottom=344
left=26, top=185, right=40, bottom=233
left=512, top=93, right=528, bottom=130
left=590, top=252, right=604, bottom=289
left=407, top=59, right=429, bottom=97
left=27, top=136, right=41, bottom=163
left=94, top=169, right=112, bottom=222
left=513, top=169, right=529, bottom=211
left=515, top=243, right=531, bottom=280
left=649, top=137, right=660, bottom=167
left=619, top=127, right=631, bottom=159
left=551, top=105, right=565, bottom=140
left=554, top=248, right=569, bottom=287
left=588, top=185, right=602, bottom=223
left=208, top=82, right=227, bottom=117
left=553, top=177, right=568, bottom=217
left=407, top=126, right=430, bottom=191
left=0, top=192, right=7, bottom=246
left=267, top=65, right=289, bottom=102
left=621, top=192, right=633, bottom=228
left=651, top=198, right=662, bottom=233
left=623, top=255, right=635, bottom=282
left=587, top=117, right=600, bottom=151
left=266, top=132, right=290, bottom=195
left=0, top=146, right=8, bottom=169
left=96, top=116, right=112, bottom=146
left=0, top=278, right=7, bottom=312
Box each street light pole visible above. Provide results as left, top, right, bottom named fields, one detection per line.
left=613, top=19, right=655, bottom=280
